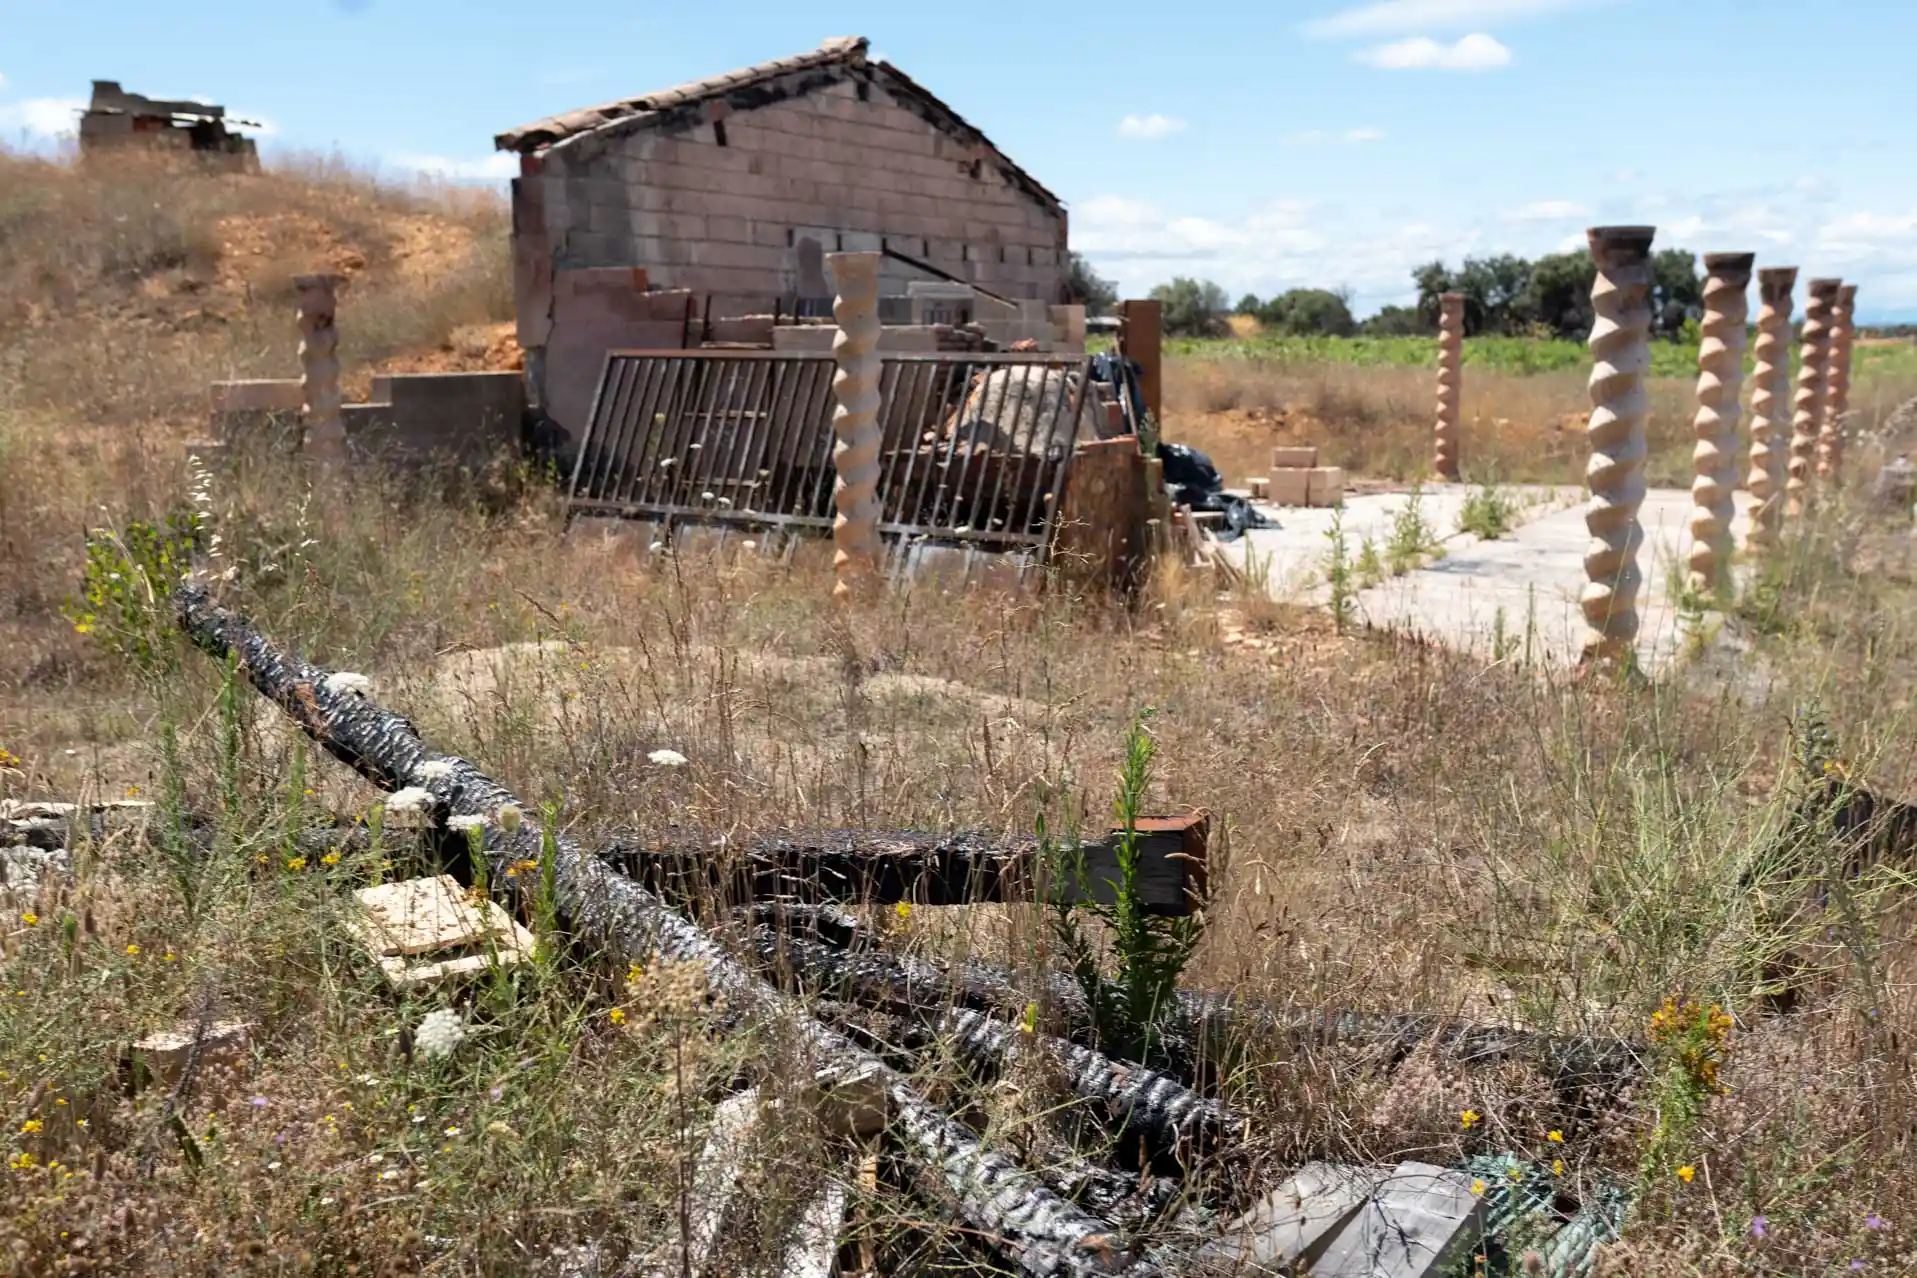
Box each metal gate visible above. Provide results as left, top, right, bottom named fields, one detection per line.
left=566, top=350, right=1094, bottom=558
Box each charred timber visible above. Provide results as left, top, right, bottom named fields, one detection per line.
left=603, top=818, right=1205, bottom=917
left=750, top=908, right=1639, bottom=1100
left=749, top=927, right=1235, bottom=1164
left=172, top=582, right=1162, bottom=1278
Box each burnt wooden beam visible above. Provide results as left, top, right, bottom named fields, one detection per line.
left=748, top=909, right=1639, bottom=1101
left=602, top=814, right=1208, bottom=917
left=748, top=927, right=1236, bottom=1164
left=173, top=582, right=1163, bottom=1278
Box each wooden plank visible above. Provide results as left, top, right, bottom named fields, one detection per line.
left=685, top=1088, right=761, bottom=1278
left=1193, top=1162, right=1387, bottom=1275
left=606, top=813, right=1209, bottom=916
left=781, top=1169, right=854, bottom=1278
left=1310, top=1162, right=1485, bottom=1278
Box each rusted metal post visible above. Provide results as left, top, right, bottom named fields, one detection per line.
left=827, top=251, right=882, bottom=602
left=1819, top=282, right=1858, bottom=483
left=1579, top=226, right=1656, bottom=665
left=1745, top=267, right=1797, bottom=552
left=1687, top=253, right=1753, bottom=595
left=295, top=273, right=346, bottom=458
left=1786, top=277, right=1840, bottom=519
left=1434, top=292, right=1464, bottom=481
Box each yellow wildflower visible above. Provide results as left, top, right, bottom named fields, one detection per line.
left=21, top=914, right=36, bottom=927
left=9, top=1151, right=35, bottom=1170
left=894, top=901, right=912, bottom=920
left=20, top=1121, right=42, bottom=1134
left=1469, top=1179, right=1486, bottom=1196
left=1552, top=1159, right=1565, bottom=1176
left=1460, top=1110, right=1480, bottom=1129
left=125, top=944, right=139, bottom=956
left=1547, top=1130, right=1564, bottom=1143
left=321, top=851, right=341, bottom=867
left=608, top=1008, right=626, bottom=1025
left=1676, top=1165, right=1696, bottom=1183
left=163, top=952, right=176, bottom=962
left=1020, top=1002, right=1039, bottom=1034
left=285, top=857, right=307, bottom=872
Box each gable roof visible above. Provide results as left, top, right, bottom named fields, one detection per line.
left=493, top=37, right=1063, bottom=216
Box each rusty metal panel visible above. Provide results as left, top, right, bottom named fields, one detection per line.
left=566, top=350, right=1092, bottom=560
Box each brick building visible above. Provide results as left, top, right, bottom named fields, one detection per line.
left=494, top=35, right=1069, bottom=328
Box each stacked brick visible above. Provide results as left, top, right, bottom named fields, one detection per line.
left=1251, top=446, right=1343, bottom=508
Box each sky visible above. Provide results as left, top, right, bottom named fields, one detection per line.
left=4, top=0, right=1916, bottom=320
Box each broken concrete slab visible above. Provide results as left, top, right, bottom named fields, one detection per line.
left=1309, top=1161, right=1485, bottom=1278
left=1195, top=1161, right=1389, bottom=1275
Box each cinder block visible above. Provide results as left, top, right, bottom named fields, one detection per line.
left=1247, top=476, right=1270, bottom=501
left=1271, top=445, right=1318, bottom=470
left=1267, top=469, right=1311, bottom=507
left=1307, top=466, right=1345, bottom=507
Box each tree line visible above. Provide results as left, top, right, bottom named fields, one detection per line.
left=1067, top=250, right=1710, bottom=341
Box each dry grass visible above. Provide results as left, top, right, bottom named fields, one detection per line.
left=1165, top=348, right=1917, bottom=489
left=7, top=153, right=1917, bottom=1275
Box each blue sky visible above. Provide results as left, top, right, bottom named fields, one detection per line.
left=4, top=0, right=1914, bottom=319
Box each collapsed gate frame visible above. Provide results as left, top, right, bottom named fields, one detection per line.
left=565, top=349, right=1095, bottom=572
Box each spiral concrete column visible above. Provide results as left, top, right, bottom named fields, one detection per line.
left=1819, top=282, right=1858, bottom=483
left=1686, top=252, right=1753, bottom=595
left=1579, top=226, right=1656, bottom=665
left=828, top=251, right=883, bottom=602
left=1786, top=277, right=1839, bottom=519
left=1434, top=291, right=1464, bottom=481
left=1745, top=267, right=1797, bottom=551
left=296, top=273, right=346, bottom=458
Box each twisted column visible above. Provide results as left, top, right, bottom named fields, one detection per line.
left=1434, top=292, right=1463, bottom=481
left=1745, top=267, right=1797, bottom=551
left=295, top=273, right=346, bottom=458
left=1786, top=277, right=1840, bottom=519
left=828, top=252, right=883, bottom=602
left=1687, top=253, right=1753, bottom=595
left=1579, top=226, right=1656, bottom=665
left=1819, top=282, right=1858, bottom=483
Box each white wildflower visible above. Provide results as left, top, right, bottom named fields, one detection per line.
left=417, top=759, right=454, bottom=781
left=385, top=786, right=435, bottom=814
left=447, top=814, right=486, bottom=833
left=648, top=749, right=689, bottom=768
left=700, top=491, right=715, bottom=501
left=648, top=541, right=666, bottom=554
left=496, top=803, right=524, bottom=833
left=414, top=1008, right=467, bottom=1061
left=323, top=672, right=371, bottom=698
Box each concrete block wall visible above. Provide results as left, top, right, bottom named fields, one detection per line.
left=525, top=75, right=1067, bottom=308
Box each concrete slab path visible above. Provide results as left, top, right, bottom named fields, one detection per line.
left=1219, top=482, right=1756, bottom=674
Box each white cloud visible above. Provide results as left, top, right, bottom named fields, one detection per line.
left=1501, top=200, right=1591, bottom=222
left=1115, top=113, right=1186, bottom=140
left=1072, top=192, right=1460, bottom=312
left=1303, top=0, right=1586, bottom=38
left=1356, top=33, right=1512, bottom=69
left=1283, top=126, right=1385, bottom=146
left=390, top=152, right=518, bottom=182
left=0, top=96, right=85, bottom=140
